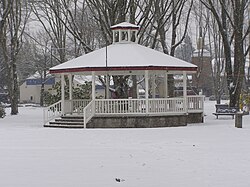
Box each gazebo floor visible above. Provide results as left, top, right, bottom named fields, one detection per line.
left=44, top=113, right=202, bottom=128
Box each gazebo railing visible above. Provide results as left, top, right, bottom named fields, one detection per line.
left=148, top=98, right=185, bottom=113
left=63, top=99, right=91, bottom=114
left=95, top=98, right=188, bottom=115
left=44, top=96, right=204, bottom=125
left=72, top=99, right=91, bottom=114
left=95, top=99, right=147, bottom=114
left=187, top=95, right=205, bottom=112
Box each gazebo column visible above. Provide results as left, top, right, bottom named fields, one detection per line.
left=135, top=31, right=139, bottom=43
left=61, top=73, right=65, bottom=115
left=105, top=74, right=109, bottom=99
left=68, top=74, right=73, bottom=114
left=112, top=31, right=116, bottom=43
left=92, top=71, right=96, bottom=100
left=145, top=70, right=149, bottom=113
left=183, top=71, right=187, bottom=113
left=128, top=30, right=131, bottom=42
left=152, top=74, right=156, bottom=98
left=164, top=73, right=168, bottom=98
left=119, top=30, right=122, bottom=42
left=91, top=72, right=96, bottom=119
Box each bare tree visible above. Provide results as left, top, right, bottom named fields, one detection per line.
left=207, top=14, right=227, bottom=103
left=0, top=0, right=30, bottom=115
left=31, top=0, right=68, bottom=64
left=0, top=0, right=12, bottom=91
left=147, top=0, right=193, bottom=97
left=54, top=0, right=99, bottom=54
left=201, top=0, right=250, bottom=107
left=30, top=31, right=53, bottom=106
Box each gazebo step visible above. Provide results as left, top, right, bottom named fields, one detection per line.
left=61, top=115, right=84, bottom=119
left=44, top=115, right=86, bottom=128
left=55, top=118, right=84, bottom=123
left=44, top=123, right=84, bottom=128
left=45, top=120, right=84, bottom=128
left=50, top=121, right=84, bottom=125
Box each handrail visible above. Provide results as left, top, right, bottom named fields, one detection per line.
left=83, top=100, right=95, bottom=128
left=43, top=100, right=62, bottom=125
left=95, top=98, right=187, bottom=115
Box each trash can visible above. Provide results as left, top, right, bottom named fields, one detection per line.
left=235, top=112, right=243, bottom=128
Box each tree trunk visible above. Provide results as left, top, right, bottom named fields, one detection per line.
left=231, top=0, right=245, bottom=107
left=11, top=62, right=19, bottom=115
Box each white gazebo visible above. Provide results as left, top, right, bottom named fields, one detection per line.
left=44, top=22, right=204, bottom=128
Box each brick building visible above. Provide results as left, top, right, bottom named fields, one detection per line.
left=191, top=39, right=213, bottom=96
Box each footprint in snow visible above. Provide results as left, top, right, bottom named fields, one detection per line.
left=115, top=178, right=125, bottom=182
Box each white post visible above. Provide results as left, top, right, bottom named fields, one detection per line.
left=61, top=74, right=65, bottom=115
left=137, top=84, right=139, bottom=99
left=152, top=74, right=156, bottom=98
left=92, top=71, right=96, bottom=100
left=135, top=31, right=139, bottom=43
left=145, top=70, right=149, bottom=113
left=69, top=74, right=73, bottom=114
left=165, top=72, right=168, bottom=98
left=119, top=30, right=122, bottom=42
left=91, top=71, right=96, bottom=122
left=105, top=75, right=109, bottom=99
left=128, top=30, right=131, bottom=42
left=183, top=71, right=187, bottom=113
left=113, top=31, right=115, bottom=43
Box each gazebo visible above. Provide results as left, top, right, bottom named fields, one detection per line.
left=44, top=22, right=204, bottom=128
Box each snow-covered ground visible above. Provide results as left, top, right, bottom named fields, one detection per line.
left=0, top=100, right=250, bottom=187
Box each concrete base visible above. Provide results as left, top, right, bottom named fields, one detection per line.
left=87, top=115, right=187, bottom=128
left=187, top=112, right=204, bottom=123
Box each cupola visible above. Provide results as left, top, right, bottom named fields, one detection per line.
left=111, top=22, right=140, bottom=44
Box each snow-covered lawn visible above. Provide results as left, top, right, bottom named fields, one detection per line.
left=0, top=100, right=250, bottom=187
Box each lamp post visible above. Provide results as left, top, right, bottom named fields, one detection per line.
left=105, top=40, right=109, bottom=99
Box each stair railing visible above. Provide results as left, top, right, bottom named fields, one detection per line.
left=43, top=100, right=62, bottom=125
left=83, top=100, right=95, bottom=128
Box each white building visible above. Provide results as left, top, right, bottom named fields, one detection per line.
left=20, top=73, right=105, bottom=104
left=20, top=72, right=56, bottom=104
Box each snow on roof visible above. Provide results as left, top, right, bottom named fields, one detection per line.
left=110, top=22, right=139, bottom=30
left=27, top=71, right=52, bottom=79
left=50, top=43, right=197, bottom=74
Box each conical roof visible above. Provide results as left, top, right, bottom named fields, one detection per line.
left=50, top=43, right=197, bottom=74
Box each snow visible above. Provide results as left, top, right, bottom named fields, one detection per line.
left=27, top=71, right=52, bottom=79
left=50, top=43, right=197, bottom=73
left=0, top=100, right=250, bottom=187
left=110, top=22, right=140, bottom=29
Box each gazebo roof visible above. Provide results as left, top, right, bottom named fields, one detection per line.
left=50, top=43, right=197, bottom=74
left=110, top=22, right=140, bottom=30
